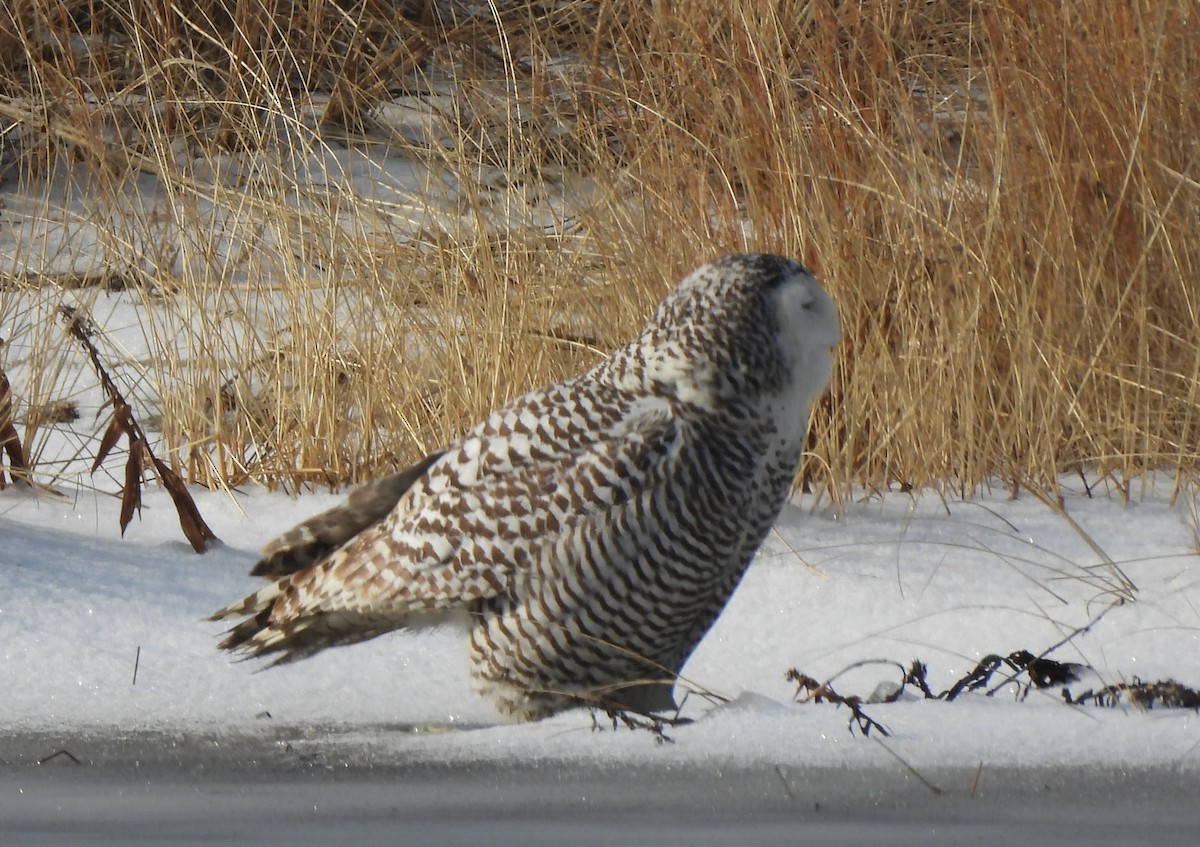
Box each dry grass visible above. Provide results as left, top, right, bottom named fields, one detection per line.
left=0, top=0, right=1197, bottom=497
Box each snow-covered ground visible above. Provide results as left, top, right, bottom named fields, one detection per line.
left=0, top=53, right=1196, bottom=803
left=2, top=476, right=1197, bottom=775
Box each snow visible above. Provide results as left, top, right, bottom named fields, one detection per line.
left=2, top=478, right=1198, bottom=773
left=1, top=80, right=1197, bottom=780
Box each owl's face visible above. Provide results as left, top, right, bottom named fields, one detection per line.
left=768, top=260, right=840, bottom=413
left=625, top=253, right=839, bottom=413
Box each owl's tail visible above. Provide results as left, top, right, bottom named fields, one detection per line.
left=209, top=581, right=393, bottom=666
left=209, top=581, right=284, bottom=651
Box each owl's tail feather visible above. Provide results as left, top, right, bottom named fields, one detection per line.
left=210, top=581, right=282, bottom=622
left=208, top=580, right=285, bottom=652
left=210, top=582, right=392, bottom=665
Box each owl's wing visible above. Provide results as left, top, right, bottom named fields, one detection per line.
left=210, top=388, right=678, bottom=665
left=250, top=450, right=446, bottom=578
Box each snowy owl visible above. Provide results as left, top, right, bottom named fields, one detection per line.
left=211, top=253, right=840, bottom=720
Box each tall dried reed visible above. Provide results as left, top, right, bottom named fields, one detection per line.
left=0, top=0, right=1196, bottom=498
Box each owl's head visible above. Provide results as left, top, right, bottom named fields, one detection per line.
left=634, top=253, right=840, bottom=413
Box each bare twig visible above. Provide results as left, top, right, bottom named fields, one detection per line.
left=1065, top=678, right=1200, bottom=709
left=786, top=668, right=891, bottom=737
left=38, top=749, right=82, bottom=765
left=59, top=306, right=218, bottom=553
left=872, top=736, right=943, bottom=795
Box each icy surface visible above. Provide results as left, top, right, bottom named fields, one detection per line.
left=2, top=479, right=1197, bottom=772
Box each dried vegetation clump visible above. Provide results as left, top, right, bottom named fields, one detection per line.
left=0, top=1, right=1197, bottom=497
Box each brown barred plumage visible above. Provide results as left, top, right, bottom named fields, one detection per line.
left=211, top=254, right=840, bottom=720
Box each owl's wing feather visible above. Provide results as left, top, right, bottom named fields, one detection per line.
left=211, top=387, right=677, bottom=665
left=249, top=450, right=446, bottom=579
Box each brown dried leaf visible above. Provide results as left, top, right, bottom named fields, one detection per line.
left=119, top=439, right=144, bottom=537
left=92, top=417, right=126, bottom=473
left=150, top=454, right=219, bottom=553
left=0, top=420, right=24, bottom=487
left=0, top=361, right=28, bottom=487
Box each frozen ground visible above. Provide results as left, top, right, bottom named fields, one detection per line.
left=4, top=739, right=1199, bottom=846
left=2, top=480, right=1199, bottom=843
